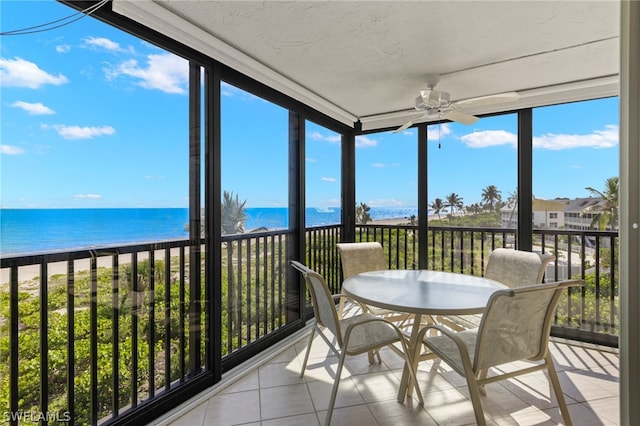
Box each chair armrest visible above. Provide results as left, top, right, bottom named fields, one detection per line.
left=417, top=324, right=476, bottom=375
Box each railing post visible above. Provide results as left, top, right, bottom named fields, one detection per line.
left=517, top=108, right=533, bottom=251
left=418, top=123, right=429, bottom=269
left=288, top=111, right=305, bottom=323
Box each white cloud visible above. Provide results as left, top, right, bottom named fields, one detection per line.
left=533, top=125, right=618, bottom=150
left=73, top=194, right=102, bottom=199
left=306, top=157, right=317, bottom=163
left=460, top=129, right=517, bottom=148
left=56, top=45, right=71, bottom=53
left=371, top=162, right=400, bottom=168
left=309, top=131, right=341, bottom=143
left=0, top=57, right=68, bottom=88
left=107, top=53, right=188, bottom=94
left=459, top=125, right=619, bottom=150
left=1, top=145, right=25, bottom=155
left=84, top=36, right=122, bottom=52
left=321, top=177, right=337, bottom=182
left=11, top=101, right=55, bottom=115
left=356, top=135, right=378, bottom=148
left=427, top=123, right=452, bottom=140
left=42, top=124, right=115, bottom=140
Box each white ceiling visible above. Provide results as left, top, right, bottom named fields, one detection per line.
left=113, top=0, right=620, bottom=131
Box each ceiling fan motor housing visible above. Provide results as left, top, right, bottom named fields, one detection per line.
left=415, top=89, right=451, bottom=110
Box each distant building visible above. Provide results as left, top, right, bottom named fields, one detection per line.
left=563, top=197, right=610, bottom=231
left=501, top=198, right=569, bottom=229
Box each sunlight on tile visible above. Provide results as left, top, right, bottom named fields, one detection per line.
left=161, top=330, right=619, bottom=426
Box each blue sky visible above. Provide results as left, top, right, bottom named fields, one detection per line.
left=1, top=1, right=619, bottom=210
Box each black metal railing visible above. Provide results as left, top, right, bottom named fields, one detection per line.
left=349, top=223, right=619, bottom=346
left=0, top=224, right=618, bottom=425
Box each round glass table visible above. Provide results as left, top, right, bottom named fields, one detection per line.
left=342, top=269, right=507, bottom=402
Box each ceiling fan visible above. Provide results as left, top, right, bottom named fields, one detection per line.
left=393, top=75, right=520, bottom=133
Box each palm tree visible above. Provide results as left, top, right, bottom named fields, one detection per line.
left=506, top=188, right=518, bottom=227
left=585, top=177, right=619, bottom=230
left=430, top=198, right=445, bottom=221
left=481, top=185, right=502, bottom=212
left=222, top=190, right=247, bottom=235
left=355, top=202, right=372, bottom=224
left=445, top=193, right=464, bottom=221
left=222, top=190, right=247, bottom=345
left=468, top=203, right=483, bottom=216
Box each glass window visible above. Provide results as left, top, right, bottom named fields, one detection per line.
left=355, top=130, right=418, bottom=224
left=427, top=115, right=517, bottom=228
left=220, top=82, right=288, bottom=231
left=533, top=97, right=619, bottom=232
left=305, top=121, right=341, bottom=227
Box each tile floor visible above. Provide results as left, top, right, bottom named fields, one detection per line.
left=155, top=325, right=619, bottom=426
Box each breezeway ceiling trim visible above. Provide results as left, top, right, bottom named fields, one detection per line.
left=112, top=0, right=358, bottom=128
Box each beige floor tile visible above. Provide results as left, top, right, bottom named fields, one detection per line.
left=259, top=382, right=315, bottom=420
left=499, top=374, right=578, bottom=410
left=318, top=404, right=377, bottom=426
left=466, top=383, right=534, bottom=419
left=558, top=369, right=619, bottom=403
left=219, top=370, right=260, bottom=394
left=266, top=345, right=299, bottom=364
left=367, top=398, right=438, bottom=425
left=167, top=402, right=207, bottom=426
left=162, top=332, right=619, bottom=426
left=542, top=399, right=615, bottom=426
left=261, top=412, right=320, bottom=426
left=493, top=405, right=558, bottom=426
left=583, top=396, right=620, bottom=425
left=306, top=376, right=366, bottom=410
left=258, top=358, right=305, bottom=388
left=420, top=387, right=478, bottom=425
left=351, top=370, right=404, bottom=403
left=202, top=389, right=261, bottom=425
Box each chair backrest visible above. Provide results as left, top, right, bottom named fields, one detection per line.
left=336, top=242, right=386, bottom=280
left=484, top=248, right=555, bottom=288
left=474, top=279, right=582, bottom=371
left=290, top=260, right=343, bottom=344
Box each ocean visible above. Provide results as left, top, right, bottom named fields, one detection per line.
left=0, top=207, right=418, bottom=256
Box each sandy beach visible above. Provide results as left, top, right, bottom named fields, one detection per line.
left=1, top=251, right=158, bottom=285
left=1, top=218, right=429, bottom=284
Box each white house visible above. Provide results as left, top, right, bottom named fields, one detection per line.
left=501, top=198, right=569, bottom=229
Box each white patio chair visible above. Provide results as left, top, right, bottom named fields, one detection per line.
left=290, top=260, right=423, bottom=426
left=417, top=279, right=583, bottom=426
left=336, top=242, right=413, bottom=325
left=441, top=248, right=555, bottom=330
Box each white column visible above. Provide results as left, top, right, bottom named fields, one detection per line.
left=619, top=1, right=640, bottom=424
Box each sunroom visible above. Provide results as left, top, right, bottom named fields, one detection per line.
left=1, top=0, right=638, bottom=425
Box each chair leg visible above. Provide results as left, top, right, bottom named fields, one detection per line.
left=325, top=351, right=347, bottom=426
left=478, top=368, right=488, bottom=395
left=367, top=348, right=382, bottom=364
left=300, top=326, right=316, bottom=378
left=544, top=352, right=573, bottom=426
left=466, top=373, right=487, bottom=426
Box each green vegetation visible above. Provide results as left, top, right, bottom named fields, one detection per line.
left=0, top=258, right=190, bottom=424
left=585, top=176, right=619, bottom=230
left=355, top=202, right=372, bottom=224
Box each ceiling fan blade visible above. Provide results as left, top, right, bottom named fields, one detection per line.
left=442, top=110, right=479, bottom=125
left=393, top=119, right=415, bottom=133
left=452, top=91, right=520, bottom=108
left=393, top=112, right=429, bottom=133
